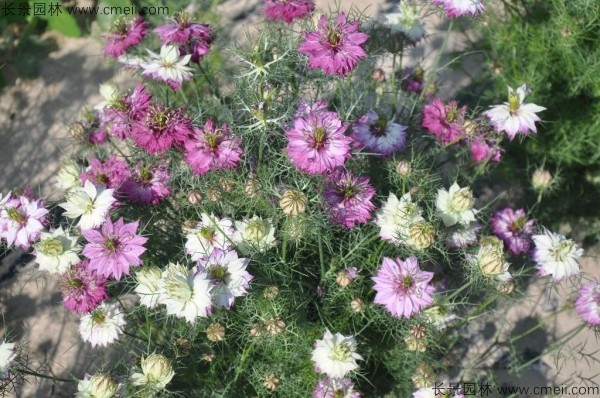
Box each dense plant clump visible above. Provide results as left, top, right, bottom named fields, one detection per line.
left=0, top=1, right=597, bottom=397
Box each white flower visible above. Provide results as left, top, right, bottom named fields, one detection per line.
left=94, top=82, right=120, bottom=111
left=158, top=262, right=212, bottom=324
left=532, top=230, right=583, bottom=282
left=76, top=373, right=118, bottom=398
left=185, top=213, right=234, bottom=261
left=436, top=183, right=477, bottom=227
left=233, top=216, right=277, bottom=254
left=56, top=160, right=82, bottom=191
left=134, top=266, right=163, bottom=309
left=0, top=341, right=17, bottom=380
left=444, top=222, right=481, bottom=248
left=468, top=237, right=511, bottom=281
left=197, top=249, right=253, bottom=308
left=79, top=302, right=126, bottom=348
left=33, top=226, right=81, bottom=274
left=59, top=180, right=116, bottom=230
left=141, top=44, right=193, bottom=89
left=117, top=54, right=145, bottom=69
left=385, top=3, right=425, bottom=42
left=311, top=330, right=362, bottom=379
left=375, top=192, right=424, bottom=246
left=485, top=84, right=546, bottom=140
left=131, top=354, right=175, bottom=390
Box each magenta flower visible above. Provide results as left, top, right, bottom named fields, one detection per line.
left=352, top=110, right=407, bottom=156
left=154, top=13, right=212, bottom=63
left=433, top=0, right=484, bottom=18
left=372, top=256, right=435, bottom=318
left=82, top=217, right=148, bottom=280
left=469, top=137, right=503, bottom=164
left=103, top=84, right=152, bottom=139
left=575, top=280, right=600, bottom=326
left=0, top=194, right=48, bottom=250
left=264, top=0, right=315, bottom=24
left=298, top=12, right=369, bottom=76
left=313, top=377, right=361, bottom=398
left=422, top=98, right=467, bottom=145
left=491, top=207, right=535, bottom=255
left=400, top=67, right=425, bottom=94
left=295, top=99, right=328, bottom=119
left=59, top=260, right=108, bottom=314
left=184, top=119, right=243, bottom=175
left=80, top=156, right=131, bottom=191
left=122, top=162, right=171, bottom=206
left=131, top=104, right=192, bottom=154
left=104, top=16, right=149, bottom=58
left=324, top=169, right=375, bottom=228
left=285, top=105, right=352, bottom=174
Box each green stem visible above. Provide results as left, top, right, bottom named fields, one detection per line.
left=19, top=368, right=75, bottom=383
left=419, top=19, right=454, bottom=103
left=318, top=230, right=325, bottom=281
left=444, top=279, right=474, bottom=302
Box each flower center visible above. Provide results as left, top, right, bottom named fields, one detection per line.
left=334, top=391, right=344, bottom=398
left=166, top=278, right=193, bottom=302
left=509, top=217, right=527, bottom=233
left=401, top=276, right=413, bottom=290
left=150, top=108, right=169, bottom=129
left=104, top=238, right=120, bottom=253
left=444, top=105, right=458, bottom=124
left=246, top=220, right=266, bottom=241
left=448, top=189, right=473, bottom=213
left=508, top=92, right=521, bottom=114
left=6, top=208, right=25, bottom=224
left=205, top=133, right=220, bottom=150
left=209, top=265, right=229, bottom=283
left=92, top=311, right=106, bottom=324
left=552, top=241, right=574, bottom=261
left=330, top=342, right=351, bottom=361
left=313, top=127, right=327, bottom=149
left=199, top=226, right=216, bottom=241
left=40, top=238, right=65, bottom=256
left=69, top=277, right=85, bottom=290
left=140, top=167, right=154, bottom=184
left=342, top=185, right=357, bottom=200
left=371, top=116, right=388, bottom=137
left=96, top=173, right=109, bottom=185
left=327, top=28, right=342, bottom=47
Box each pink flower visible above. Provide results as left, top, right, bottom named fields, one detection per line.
left=154, top=13, right=212, bottom=63
left=184, top=119, right=243, bottom=175
left=313, top=377, right=361, bottom=398
left=575, top=280, right=600, bottom=326
left=82, top=217, right=148, bottom=280
left=131, top=104, right=192, bottom=154
left=469, top=137, right=503, bottom=163
left=352, top=110, right=407, bottom=156
left=285, top=105, right=352, bottom=174
left=59, top=260, right=108, bottom=314
left=103, top=84, right=152, bottom=139
left=400, top=67, right=425, bottom=94
left=323, top=169, right=375, bottom=228
left=0, top=194, right=48, bottom=250
left=264, top=0, right=315, bottom=24
left=433, top=0, right=484, bottom=18
left=491, top=207, right=534, bottom=255
left=372, top=256, right=435, bottom=318
left=422, top=98, right=466, bottom=145
left=80, top=156, right=131, bottom=191
left=122, top=162, right=171, bottom=206
left=298, top=12, right=369, bottom=76
left=104, top=16, right=149, bottom=58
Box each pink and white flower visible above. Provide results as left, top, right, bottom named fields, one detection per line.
left=311, top=330, right=362, bottom=379
left=141, top=44, right=194, bottom=90
left=185, top=213, right=234, bottom=261
left=0, top=193, right=48, bottom=250
left=264, top=0, right=315, bottom=24
left=575, top=280, right=600, bottom=326
left=196, top=249, right=252, bottom=308
left=352, top=110, right=407, bottom=156
left=532, top=229, right=583, bottom=282
left=433, top=0, right=484, bottom=18
left=79, top=302, right=126, bottom=347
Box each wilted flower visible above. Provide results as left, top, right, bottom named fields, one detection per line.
left=412, top=386, right=465, bottom=398
left=207, top=186, right=222, bottom=202
left=298, top=13, right=368, bottom=76
left=233, top=216, right=277, bottom=254
left=575, top=280, right=600, bottom=326
left=79, top=302, right=126, bottom=347
left=311, top=330, right=362, bottom=378
left=405, top=335, right=427, bottom=352
left=336, top=267, right=358, bottom=288
left=350, top=298, right=364, bottom=313
left=436, top=183, right=477, bottom=227
left=187, top=190, right=203, bottom=204
left=532, top=230, right=583, bottom=282
left=263, top=373, right=280, bottom=391
left=411, top=364, right=435, bottom=388
left=206, top=323, right=226, bottom=342
left=266, top=316, right=286, bottom=335
left=280, top=189, right=308, bottom=216
left=263, top=286, right=280, bottom=300
left=76, top=373, right=118, bottom=398
left=131, top=354, right=175, bottom=391
left=486, top=84, right=546, bottom=140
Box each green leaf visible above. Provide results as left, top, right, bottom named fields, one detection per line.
left=46, top=12, right=81, bottom=37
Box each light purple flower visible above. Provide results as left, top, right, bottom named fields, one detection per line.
left=323, top=169, right=375, bottom=229
left=285, top=106, right=352, bottom=174
left=122, top=161, right=171, bottom=206
left=372, top=256, right=435, bottom=318
left=491, top=207, right=535, bottom=255
left=196, top=249, right=252, bottom=308
left=104, top=16, right=149, bottom=58
left=59, top=260, right=108, bottom=314
left=264, top=0, right=315, bottom=24
left=352, top=110, right=407, bottom=156
left=313, top=377, right=361, bottom=398
left=422, top=98, right=466, bottom=145
left=131, top=104, right=192, bottom=154
left=575, top=280, right=600, bottom=326
left=82, top=217, right=148, bottom=280
left=0, top=194, right=48, bottom=250
left=433, top=0, right=484, bottom=18
left=184, top=119, right=243, bottom=175
left=298, top=12, right=369, bottom=76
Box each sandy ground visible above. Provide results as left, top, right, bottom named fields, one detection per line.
left=0, top=1, right=597, bottom=396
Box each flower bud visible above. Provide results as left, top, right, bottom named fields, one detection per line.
left=132, top=354, right=175, bottom=390
left=395, top=160, right=412, bottom=176
left=477, top=246, right=507, bottom=277
left=497, top=280, right=515, bottom=294
left=448, top=187, right=474, bottom=212
left=263, top=374, right=280, bottom=391
left=263, top=286, right=279, bottom=300
left=265, top=317, right=285, bottom=335
left=207, top=186, right=222, bottom=202
left=372, top=68, right=386, bottom=83
left=206, top=323, right=225, bottom=342
left=56, top=160, right=82, bottom=190
left=175, top=338, right=191, bottom=357
left=412, top=364, right=435, bottom=388
left=187, top=190, right=202, bottom=205
left=532, top=168, right=553, bottom=191
left=350, top=298, right=364, bottom=313
left=336, top=267, right=358, bottom=288
left=245, top=179, right=260, bottom=198
left=279, top=189, right=308, bottom=216
left=250, top=322, right=265, bottom=338
left=87, top=373, right=117, bottom=398
left=408, top=220, right=435, bottom=250
left=405, top=335, right=427, bottom=352
left=219, top=178, right=234, bottom=193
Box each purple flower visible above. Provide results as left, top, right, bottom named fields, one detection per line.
left=0, top=194, right=48, bottom=250
left=154, top=13, right=212, bottom=63
left=470, top=137, right=503, bottom=164
left=491, top=208, right=534, bottom=255
left=285, top=105, right=352, bottom=174
left=433, top=0, right=484, bottom=18
left=352, top=110, right=407, bottom=156
left=122, top=162, right=171, bottom=206
left=372, top=256, right=435, bottom=318
left=103, top=84, right=152, bottom=139
left=323, top=169, right=376, bottom=228
left=82, top=217, right=148, bottom=280
left=575, top=280, right=600, bottom=326
left=400, top=67, right=425, bottom=94
left=422, top=98, right=466, bottom=145
left=104, top=16, right=149, bottom=58
left=59, top=260, right=108, bottom=314
left=80, top=156, right=131, bottom=191
left=298, top=12, right=369, bottom=76
left=264, top=0, right=315, bottom=24
left=196, top=249, right=253, bottom=308
left=131, top=104, right=192, bottom=154
left=313, top=376, right=361, bottom=398
left=184, top=119, right=243, bottom=175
